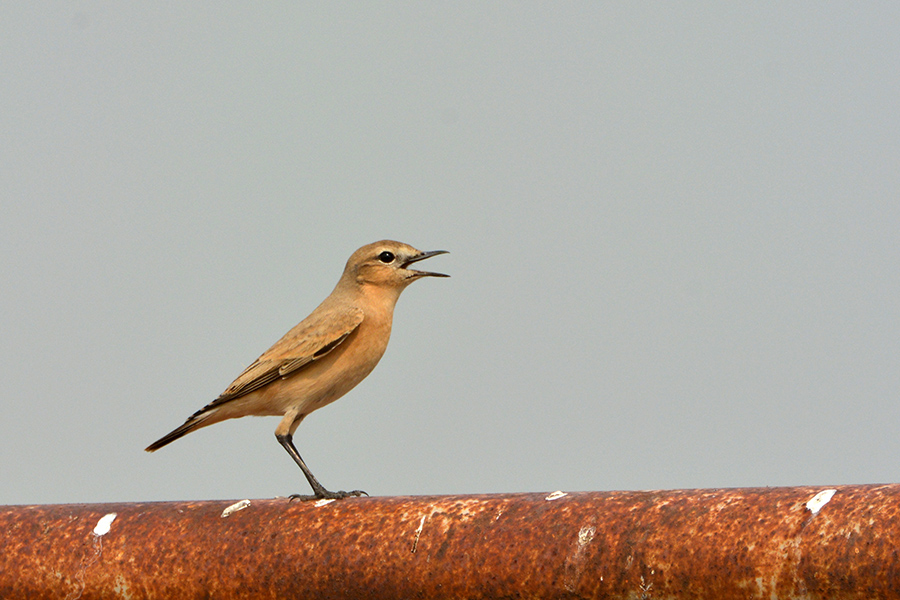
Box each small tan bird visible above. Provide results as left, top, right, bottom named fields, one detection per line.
left=146, top=240, right=448, bottom=499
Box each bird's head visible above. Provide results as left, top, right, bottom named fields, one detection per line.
left=347, top=240, right=449, bottom=290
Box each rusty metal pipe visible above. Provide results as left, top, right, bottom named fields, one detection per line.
left=2, top=485, right=899, bottom=599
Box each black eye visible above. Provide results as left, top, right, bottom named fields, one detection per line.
left=378, top=251, right=395, bottom=263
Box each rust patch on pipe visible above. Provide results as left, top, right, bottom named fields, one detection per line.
left=2, top=485, right=900, bottom=599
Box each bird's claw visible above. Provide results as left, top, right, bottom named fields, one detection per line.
left=288, top=489, right=368, bottom=502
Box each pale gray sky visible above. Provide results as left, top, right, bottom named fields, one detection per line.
left=2, top=4, right=899, bottom=504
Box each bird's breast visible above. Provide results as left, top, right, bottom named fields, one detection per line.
left=258, top=310, right=394, bottom=416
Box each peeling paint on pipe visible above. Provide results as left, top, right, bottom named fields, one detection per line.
left=2, top=485, right=899, bottom=599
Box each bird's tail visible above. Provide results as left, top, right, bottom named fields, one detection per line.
left=145, top=412, right=212, bottom=452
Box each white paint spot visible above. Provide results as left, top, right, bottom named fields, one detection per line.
left=546, top=491, right=568, bottom=501
left=563, top=523, right=596, bottom=592
left=314, top=498, right=336, bottom=507
left=92, top=513, right=117, bottom=537
left=806, top=489, right=837, bottom=515
left=221, top=499, right=251, bottom=518
left=578, top=525, right=596, bottom=546
left=411, top=515, right=428, bottom=553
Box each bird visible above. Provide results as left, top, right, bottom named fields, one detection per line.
left=146, top=240, right=448, bottom=500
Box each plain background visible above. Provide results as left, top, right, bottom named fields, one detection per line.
left=2, top=4, right=899, bottom=505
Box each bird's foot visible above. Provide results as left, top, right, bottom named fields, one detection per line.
left=288, top=489, right=368, bottom=502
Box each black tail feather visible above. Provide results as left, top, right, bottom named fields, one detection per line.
left=145, top=417, right=203, bottom=452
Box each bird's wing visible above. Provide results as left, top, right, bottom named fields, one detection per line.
left=210, top=306, right=364, bottom=405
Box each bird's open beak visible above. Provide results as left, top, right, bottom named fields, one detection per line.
left=403, top=250, right=449, bottom=278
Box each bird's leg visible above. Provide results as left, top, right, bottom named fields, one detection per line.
left=275, top=433, right=367, bottom=501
